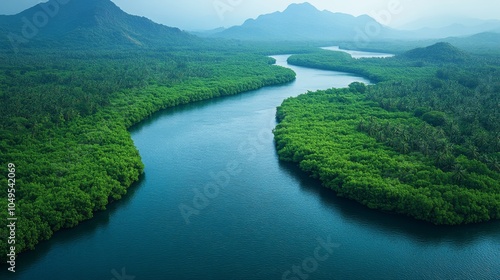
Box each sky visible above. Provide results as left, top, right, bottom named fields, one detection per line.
left=2, top=0, right=500, bottom=30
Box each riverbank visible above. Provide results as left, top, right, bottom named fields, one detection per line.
left=7, top=53, right=499, bottom=280
left=274, top=45, right=500, bottom=225
left=0, top=50, right=295, bottom=262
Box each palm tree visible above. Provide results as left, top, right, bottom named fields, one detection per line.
left=452, top=164, right=467, bottom=185
left=484, top=156, right=500, bottom=172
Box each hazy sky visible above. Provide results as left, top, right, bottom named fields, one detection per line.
left=2, top=0, right=499, bottom=30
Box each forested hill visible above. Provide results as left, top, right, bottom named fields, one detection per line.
left=275, top=45, right=500, bottom=225
left=0, top=0, right=195, bottom=51
left=401, top=42, right=471, bottom=62
left=287, top=43, right=481, bottom=83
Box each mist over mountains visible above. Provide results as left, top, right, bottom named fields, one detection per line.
left=402, top=17, right=500, bottom=39
left=207, top=2, right=500, bottom=45
left=0, top=0, right=194, bottom=50
left=400, top=15, right=500, bottom=30
left=210, top=3, right=400, bottom=41
left=0, top=0, right=498, bottom=51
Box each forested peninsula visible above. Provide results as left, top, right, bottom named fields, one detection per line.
left=274, top=43, right=500, bottom=225
left=0, top=48, right=295, bottom=259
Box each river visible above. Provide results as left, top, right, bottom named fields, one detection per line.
left=5, top=53, right=500, bottom=280
left=322, top=46, right=395, bottom=59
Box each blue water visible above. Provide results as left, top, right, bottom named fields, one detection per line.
left=322, top=46, right=395, bottom=59
left=4, top=55, right=500, bottom=280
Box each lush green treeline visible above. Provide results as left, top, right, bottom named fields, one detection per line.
left=288, top=49, right=437, bottom=82
left=338, top=33, right=500, bottom=57
left=363, top=71, right=500, bottom=166
left=0, top=48, right=296, bottom=260
left=198, top=38, right=322, bottom=56
left=274, top=46, right=500, bottom=225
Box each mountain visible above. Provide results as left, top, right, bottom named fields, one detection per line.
left=409, top=23, right=500, bottom=40
left=396, top=16, right=500, bottom=40
left=211, top=2, right=397, bottom=41
left=400, top=42, right=470, bottom=62
left=440, top=32, right=500, bottom=55
left=0, top=0, right=195, bottom=51
left=401, top=16, right=498, bottom=29
left=189, top=27, right=226, bottom=38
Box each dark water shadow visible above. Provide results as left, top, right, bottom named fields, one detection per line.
left=0, top=173, right=146, bottom=278
left=277, top=160, right=500, bottom=247
left=0, top=82, right=291, bottom=278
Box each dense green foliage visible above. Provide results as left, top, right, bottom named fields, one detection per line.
left=339, top=32, right=500, bottom=56
left=401, top=42, right=470, bottom=63
left=274, top=45, right=500, bottom=225
left=288, top=49, right=437, bottom=82
left=0, top=48, right=295, bottom=260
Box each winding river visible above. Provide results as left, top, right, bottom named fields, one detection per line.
left=5, top=52, right=500, bottom=280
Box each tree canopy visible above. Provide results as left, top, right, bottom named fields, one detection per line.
left=0, top=47, right=296, bottom=260
left=275, top=45, right=500, bottom=225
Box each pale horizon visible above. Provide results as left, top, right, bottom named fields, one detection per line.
left=1, top=0, right=500, bottom=30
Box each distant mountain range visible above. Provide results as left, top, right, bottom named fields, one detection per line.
left=0, top=0, right=195, bottom=50
left=439, top=32, right=500, bottom=54
left=401, top=15, right=500, bottom=30
left=210, top=3, right=399, bottom=41
left=208, top=3, right=500, bottom=42
left=405, top=20, right=500, bottom=40
left=1, top=0, right=499, bottom=52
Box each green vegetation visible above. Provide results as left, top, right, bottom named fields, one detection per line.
left=288, top=49, right=437, bottom=82
left=0, top=48, right=296, bottom=260
left=338, top=32, right=500, bottom=57
left=274, top=44, right=500, bottom=225
left=401, top=42, right=470, bottom=63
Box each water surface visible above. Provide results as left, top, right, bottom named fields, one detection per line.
left=322, top=46, right=395, bottom=59
left=4, top=55, right=499, bottom=280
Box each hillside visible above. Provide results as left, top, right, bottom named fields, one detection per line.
left=399, top=16, right=500, bottom=39
left=337, top=32, right=500, bottom=57
left=400, top=42, right=471, bottom=62
left=212, top=2, right=396, bottom=41
left=0, top=0, right=195, bottom=51
left=443, top=32, right=500, bottom=55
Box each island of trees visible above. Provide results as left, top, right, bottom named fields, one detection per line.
left=274, top=43, right=500, bottom=225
